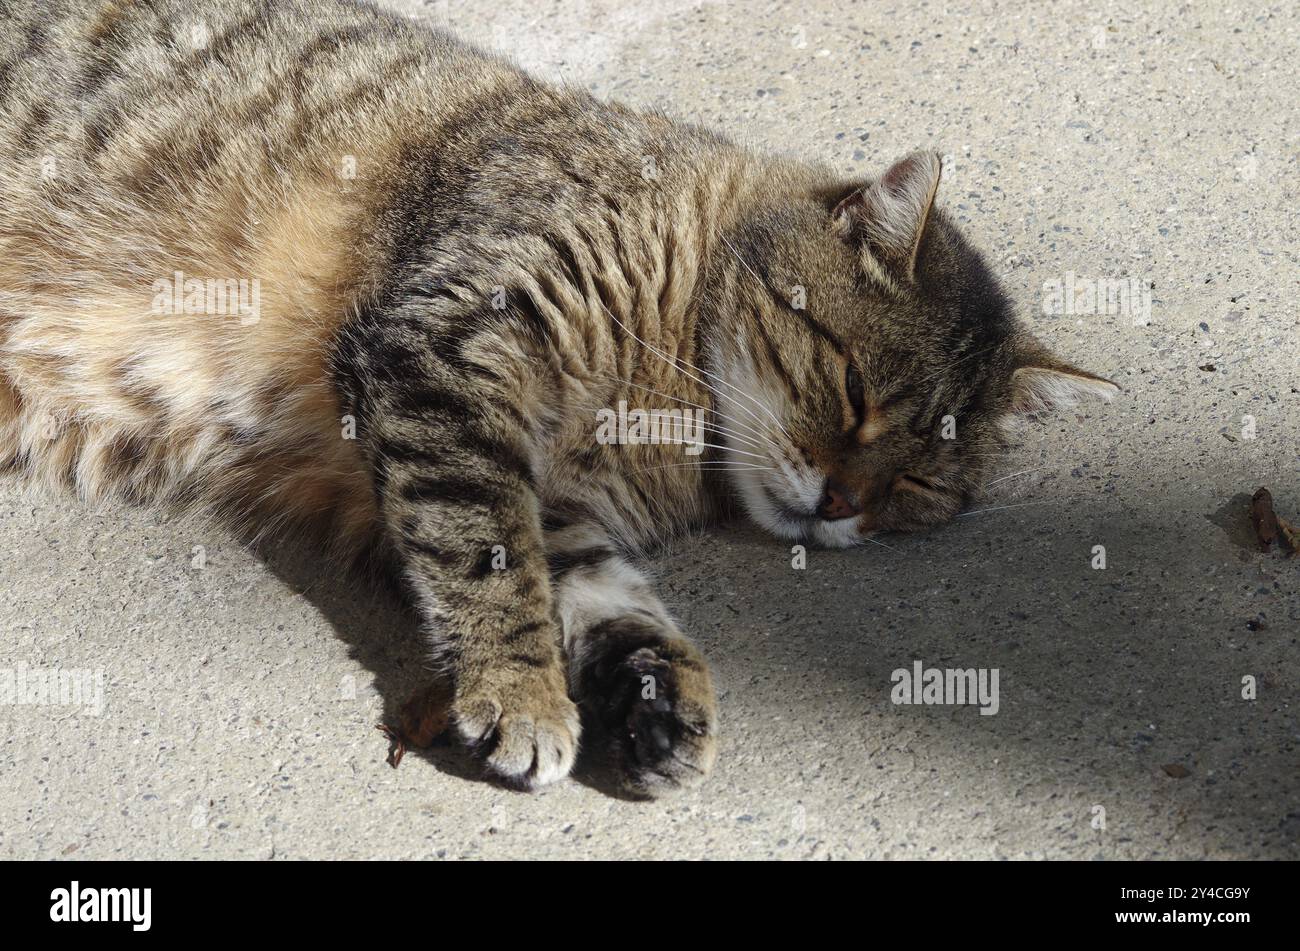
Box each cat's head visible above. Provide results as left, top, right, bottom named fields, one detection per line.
left=709, top=150, right=1116, bottom=548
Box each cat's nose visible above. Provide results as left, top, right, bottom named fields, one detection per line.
left=816, top=478, right=862, bottom=520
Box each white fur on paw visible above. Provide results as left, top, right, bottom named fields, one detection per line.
left=453, top=682, right=580, bottom=789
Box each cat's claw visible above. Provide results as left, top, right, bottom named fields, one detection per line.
left=453, top=671, right=580, bottom=789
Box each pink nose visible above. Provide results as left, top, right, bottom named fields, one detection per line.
left=816, top=479, right=862, bottom=520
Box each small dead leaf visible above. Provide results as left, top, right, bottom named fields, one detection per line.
left=1250, top=487, right=1279, bottom=551
left=1161, top=763, right=1191, bottom=779
left=376, top=723, right=407, bottom=768
left=377, top=680, right=454, bottom=768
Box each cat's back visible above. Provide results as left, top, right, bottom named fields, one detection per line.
left=0, top=0, right=517, bottom=181
left=0, top=0, right=739, bottom=550
left=0, top=0, right=528, bottom=542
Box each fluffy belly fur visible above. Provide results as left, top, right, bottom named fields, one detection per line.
left=0, top=0, right=485, bottom=552
left=0, top=174, right=377, bottom=548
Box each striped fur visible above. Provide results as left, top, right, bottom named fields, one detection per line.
left=0, top=0, right=1113, bottom=793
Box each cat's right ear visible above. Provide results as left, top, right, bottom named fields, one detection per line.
left=825, top=151, right=943, bottom=288
left=1007, top=348, right=1120, bottom=414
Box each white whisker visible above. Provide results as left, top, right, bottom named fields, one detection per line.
left=863, top=535, right=902, bottom=553
left=693, top=442, right=768, bottom=461
left=637, top=462, right=774, bottom=475
left=713, top=236, right=803, bottom=441
left=984, top=467, right=1044, bottom=488
left=956, top=500, right=1054, bottom=518
left=601, top=300, right=793, bottom=443
left=609, top=376, right=778, bottom=453
left=568, top=376, right=774, bottom=456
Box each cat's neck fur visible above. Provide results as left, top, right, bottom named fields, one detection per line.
left=411, top=117, right=784, bottom=553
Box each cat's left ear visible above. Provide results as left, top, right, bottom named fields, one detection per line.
left=828, top=150, right=943, bottom=286
left=1008, top=350, right=1120, bottom=414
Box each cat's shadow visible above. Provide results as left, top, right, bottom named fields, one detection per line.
left=256, top=536, right=643, bottom=798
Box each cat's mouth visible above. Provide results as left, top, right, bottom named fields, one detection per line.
left=758, top=481, right=867, bottom=548
left=761, top=482, right=814, bottom=523
left=770, top=497, right=816, bottom=527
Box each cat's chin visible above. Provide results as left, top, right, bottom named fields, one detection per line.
left=772, top=514, right=866, bottom=549
left=808, top=517, right=868, bottom=549
left=756, top=511, right=870, bottom=549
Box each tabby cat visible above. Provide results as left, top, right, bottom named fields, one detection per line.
left=0, top=0, right=1116, bottom=796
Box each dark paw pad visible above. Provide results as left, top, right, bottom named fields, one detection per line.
left=580, top=621, right=717, bottom=797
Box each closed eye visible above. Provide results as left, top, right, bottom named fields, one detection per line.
left=844, top=363, right=866, bottom=424
left=895, top=473, right=939, bottom=493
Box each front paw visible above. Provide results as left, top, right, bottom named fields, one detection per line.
left=453, top=664, right=580, bottom=789
left=580, top=619, right=718, bottom=797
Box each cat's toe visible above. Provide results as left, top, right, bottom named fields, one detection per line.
left=585, top=633, right=718, bottom=798
left=453, top=669, right=580, bottom=789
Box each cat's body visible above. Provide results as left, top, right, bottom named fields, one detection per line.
left=0, top=0, right=1115, bottom=794
left=0, top=0, right=734, bottom=553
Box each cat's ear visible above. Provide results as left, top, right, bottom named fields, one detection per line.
left=828, top=150, right=943, bottom=286
left=1008, top=350, right=1120, bottom=414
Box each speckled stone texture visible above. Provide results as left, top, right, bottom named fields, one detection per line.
left=1, top=0, right=1296, bottom=859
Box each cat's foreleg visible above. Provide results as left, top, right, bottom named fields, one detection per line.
left=345, top=345, right=579, bottom=788
left=546, top=518, right=718, bottom=796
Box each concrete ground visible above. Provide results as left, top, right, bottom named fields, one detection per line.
left=2, top=0, right=1297, bottom=859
